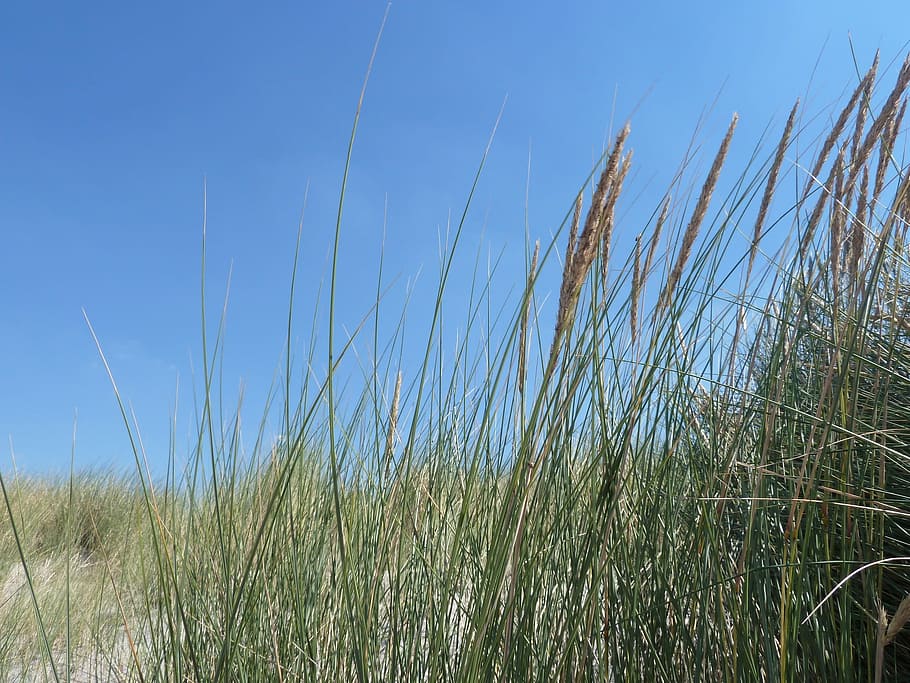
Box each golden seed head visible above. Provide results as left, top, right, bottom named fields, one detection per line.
left=658, top=113, right=738, bottom=313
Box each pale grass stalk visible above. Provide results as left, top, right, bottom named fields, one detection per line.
left=821, top=70, right=909, bottom=289
left=846, top=55, right=910, bottom=198
left=643, top=195, right=670, bottom=280
left=550, top=124, right=630, bottom=367
left=384, top=371, right=401, bottom=466
left=563, top=194, right=582, bottom=288
left=872, top=98, right=905, bottom=200
left=899, top=184, right=910, bottom=229
left=569, top=126, right=630, bottom=289
left=556, top=192, right=584, bottom=343
left=801, top=57, right=877, bottom=202
left=518, top=241, right=540, bottom=399
left=849, top=166, right=870, bottom=293
left=600, top=151, right=633, bottom=287
left=874, top=97, right=908, bottom=202
left=729, top=102, right=799, bottom=385
left=830, top=146, right=847, bottom=299
left=799, top=142, right=843, bottom=265
left=894, top=97, right=908, bottom=149
left=630, top=233, right=642, bottom=349
left=657, top=113, right=738, bottom=313
left=748, top=100, right=799, bottom=280
left=851, top=55, right=877, bottom=164
left=876, top=606, right=889, bottom=683
left=885, top=595, right=910, bottom=645
left=876, top=596, right=910, bottom=683
left=855, top=56, right=910, bottom=172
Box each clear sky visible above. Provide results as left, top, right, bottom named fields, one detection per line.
left=1, top=1, right=908, bottom=477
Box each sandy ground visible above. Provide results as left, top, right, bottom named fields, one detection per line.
left=1, top=560, right=137, bottom=682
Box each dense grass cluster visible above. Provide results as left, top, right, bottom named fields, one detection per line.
left=3, top=49, right=910, bottom=681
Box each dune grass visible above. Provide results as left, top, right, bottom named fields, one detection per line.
left=3, top=45, right=910, bottom=681
left=0, top=470, right=153, bottom=681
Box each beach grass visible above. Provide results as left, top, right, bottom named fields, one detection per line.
left=2, top=45, right=910, bottom=682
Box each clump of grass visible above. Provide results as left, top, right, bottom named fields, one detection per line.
left=3, top=43, right=910, bottom=683
left=0, top=470, right=154, bottom=680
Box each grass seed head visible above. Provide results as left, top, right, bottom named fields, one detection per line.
left=850, top=54, right=910, bottom=198
left=518, top=240, right=540, bottom=396
left=601, top=150, right=633, bottom=287
left=799, top=143, right=843, bottom=264
left=830, top=146, right=847, bottom=294
left=803, top=57, right=877, bottom=201
left=885, top=595, right=910, bottom=645
left=385, top=371, right=402, bottom=462
left=849, top=165, right=870, bottom=288
left=749, top=100, right=799, bottom=279
left=630, top=233, right=642, bottom=346
left=643, top=195, right=670, bottom=282
left=850, top=52, right=879, bottom=165
left=551, top=124, right=630, bottom=363
left=658, top=113, right=738, bottom=313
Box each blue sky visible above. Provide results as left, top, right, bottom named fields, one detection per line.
left=1, top=1, right=907, bottom=477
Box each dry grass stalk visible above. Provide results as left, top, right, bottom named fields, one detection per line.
left=557, top=192, right=584, bottom=336
left=876, top=606, right=889, bottom=683
left=384, top=370, right=402, bottom=462
left=874, top=96, right=908, bottom=202
left=564, top=193, right=583, bottom=288
left=748, top=100, right=799, bottom=280
left=657, top=113, right=738, bottom=313
left=849, top=166, right=870, bottom=289
left=643, top=195, right=670, bottom=280
left=601, top=151, right=633, bottom=287
left=830, top=146, right=847, bottom=297
left=550, top=124, right=630, bottom=366
left=518, top=241, right=540, bottom=398
left=728, top=102, right=799, bottom=387
left=571, top=127, right=630, bottom=288
left=802, top=57, right=877, bottom=201
left=886, top=595, right=910, bottom=645
left=796, top=58, right=895, bottom=274
left=876, top=596, right=910, bottom=683
left=872, top=127, right=891, bottom=205
left=630, top=233, right=642, bottom=347
left=899, top=186, right=910, bottom=229
left=799, top=142, right=843, bottom=265
left=846, top=55, right=910, bottom=199
left=894, top=96, right=908, bottom=149
left=854, top=55, right=910, bottom=171
left=851, top=53, right=879, bottom=165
